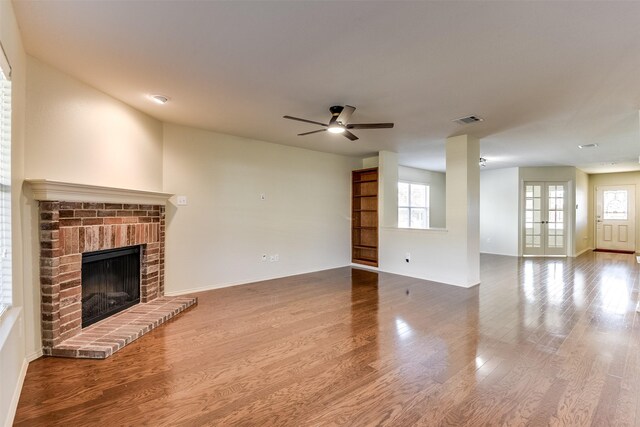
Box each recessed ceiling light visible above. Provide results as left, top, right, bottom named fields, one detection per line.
left=578, top=143, right=598, bottom=149
left=150, top=94, right=169, bottom=105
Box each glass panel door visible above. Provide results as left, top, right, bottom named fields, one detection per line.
left=524, top=183, right=544, bottom=256
left=523, top=182, right=567, bottom=256
left=545, top=184, right=566, bottom=255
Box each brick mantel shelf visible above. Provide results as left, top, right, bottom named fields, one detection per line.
left=26, top=180, right=194, bottom=359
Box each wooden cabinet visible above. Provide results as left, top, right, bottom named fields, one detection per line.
left=352, top=167, right=378, bottom=266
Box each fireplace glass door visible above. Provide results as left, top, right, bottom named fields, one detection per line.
left=82, top=245, right=141, bottom=327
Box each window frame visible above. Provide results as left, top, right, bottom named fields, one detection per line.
left=398, top=181, right=429, bottom=229
left=0, top=41, right=11, bottom=318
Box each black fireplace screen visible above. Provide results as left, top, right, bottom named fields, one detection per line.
left=81, top=245, right=141, bottom=328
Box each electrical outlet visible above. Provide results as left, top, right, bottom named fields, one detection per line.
left=176, top=195, right=188, bottom=206
left=270, top=255, right=275, bottom=262
left=405, top=252, right=411, bottom=263
left=261, top=254, right=267, bottom=262
left=274, top=254, right=279, bottom=261
left=260, top=193, right=266, bottom=201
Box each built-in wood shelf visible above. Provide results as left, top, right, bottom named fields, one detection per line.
left=352, top=167, right=378, bottom=267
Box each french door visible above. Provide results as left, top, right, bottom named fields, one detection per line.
left=523, top=182, right=567, bottom=256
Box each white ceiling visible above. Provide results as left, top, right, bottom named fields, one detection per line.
left=12, top=1, right=640, bottom=173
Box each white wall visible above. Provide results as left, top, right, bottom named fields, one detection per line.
left=25, top=57, right=163, bottom=191
left=479, top=167, right=519, bottom=256
left=379, top=151, right=398, bottom=228
left=588, top=171, right=640, bottom=252
left=162, top=123, right=359, bottom=294
left=398, top=165, right=446, bottom=228
left=379, top=136, right=480, bottom=287
left=575, top=169, right=590, bottom=254
left=0, top=0, right=28, bottom=425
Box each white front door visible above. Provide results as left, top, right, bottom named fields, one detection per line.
left=596, top=185, right=635, bottom=252
left=523, top=182, right=567, bottom=256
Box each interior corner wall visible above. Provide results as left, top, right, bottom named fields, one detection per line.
left=24, top=56, right=163, bottom=191
left=575, top=169, right=590, bottom=254
left=398, top=165, right=446, bottom=228
left=0, top=0, right=28, bottom=425
left=479, top=167, right=519, bottom=256
left=161, top=123, right=359, bottom=295
left=588, top=171, right=640, bottom=252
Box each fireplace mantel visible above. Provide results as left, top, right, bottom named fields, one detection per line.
left=25, top=179, right=174, bottom=205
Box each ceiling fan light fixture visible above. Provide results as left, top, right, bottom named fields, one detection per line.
left=327, top=125, right=346, bottom=134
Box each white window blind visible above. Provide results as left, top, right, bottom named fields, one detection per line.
left=0, top=46, right=11, bottom=317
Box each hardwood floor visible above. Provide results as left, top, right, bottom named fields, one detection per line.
left=14, top=252, right=640, bottom=426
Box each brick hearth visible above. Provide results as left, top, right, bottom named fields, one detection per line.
left=50, top=296, right=197, bottom=359
left=38, top=200, right=195, bottom=357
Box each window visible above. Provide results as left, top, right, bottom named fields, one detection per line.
left=603, top=190, right=628, bottom=220
left=0, top=46, right=11, bottom=317
left=398, top=182, right=428, bottom=229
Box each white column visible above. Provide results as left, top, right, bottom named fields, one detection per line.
left=446, top=135, right=480, bottom=286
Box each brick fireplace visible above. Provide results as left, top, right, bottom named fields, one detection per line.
left=39, top=201, right=166, bottom=351
left=29, top=180, right=196, bottom=358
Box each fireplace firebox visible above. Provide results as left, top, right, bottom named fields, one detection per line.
left=82, top=245, right=141, bottom=327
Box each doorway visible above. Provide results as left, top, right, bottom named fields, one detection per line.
left=595, top=185, right=635, bottom=253
left=523, top=182, right=568, bottom=256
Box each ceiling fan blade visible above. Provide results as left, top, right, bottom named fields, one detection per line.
left=343, top=130, right=358, bottom=141
left=283, top=115, right=328, bottom=127
left=347, top=123, right=394, bottom=129
left=298, top=129, right=327, bottom=136
left=336, top=105, right=355, bottom=125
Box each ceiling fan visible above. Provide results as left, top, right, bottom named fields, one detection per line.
left=283, top=105, right=394, bottom=141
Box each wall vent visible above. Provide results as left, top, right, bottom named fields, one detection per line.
left=453, top=115, right=484, bottom=125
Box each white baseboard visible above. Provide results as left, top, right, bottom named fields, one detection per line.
left=574, top=247, right=594, bottom=257
left=5, top=357, right=28, bottom=427
left=164, top=264, right=351, bottom=296
left=26, top=349, right=42, bottom=362
left=480, top=251, right=519, bottom=257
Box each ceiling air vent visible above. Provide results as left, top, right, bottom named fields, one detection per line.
left=453, top=115, right=484, bottom=125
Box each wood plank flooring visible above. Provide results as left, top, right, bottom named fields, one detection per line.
left=14, top=252, right=640, bottom=426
